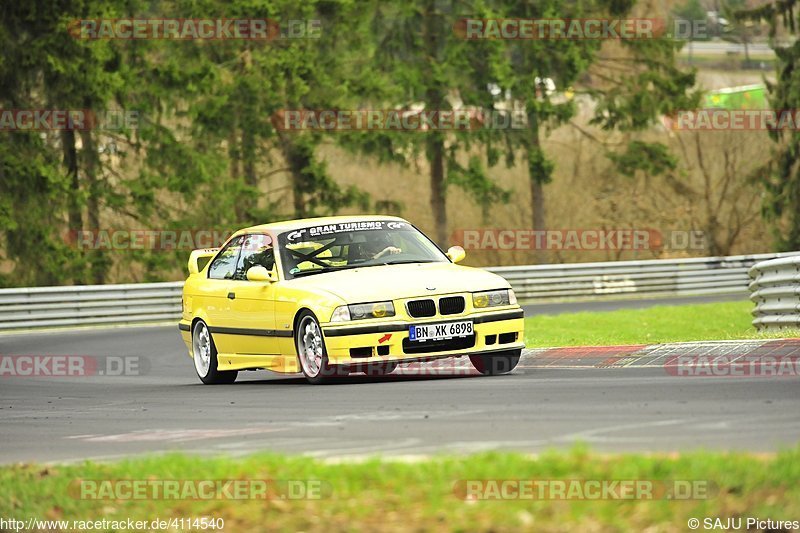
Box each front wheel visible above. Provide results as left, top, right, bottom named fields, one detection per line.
left=192, top=321, right=238, bottom=384
left=469, top=349, right=521, bottom=376
left=295, top=311, right=346, bottom=384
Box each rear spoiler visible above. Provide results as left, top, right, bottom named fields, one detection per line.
left=188, top=248, right=219, bottom=274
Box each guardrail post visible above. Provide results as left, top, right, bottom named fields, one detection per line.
left=748, top=255, right=800, bottom=331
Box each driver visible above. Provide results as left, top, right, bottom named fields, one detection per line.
left=359, top=232, right=401, bottom=260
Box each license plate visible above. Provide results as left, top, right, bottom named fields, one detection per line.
left=409, top=320, right=474, bottom=342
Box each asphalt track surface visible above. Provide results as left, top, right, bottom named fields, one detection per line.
left=1, top=294, right=798, bottom=464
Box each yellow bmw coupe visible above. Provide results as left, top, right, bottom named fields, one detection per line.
left=178, top=216, right=525, bottom=384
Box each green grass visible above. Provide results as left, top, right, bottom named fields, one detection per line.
left=1, top=447, right=799, bottom=531
left=524, top=300, right=798, bottom=348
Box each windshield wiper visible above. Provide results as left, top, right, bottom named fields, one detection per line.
left=291, top=264, right=362, bottom=278
left=291, top=268, right=331, bottom=278
left=381, top=259, right=436, bottom=265
left=292, top=259, right=435, bottom=277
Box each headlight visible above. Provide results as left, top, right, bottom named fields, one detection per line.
left=330, top=301, right=395, bottom=322
left=473, top=289, right=515, bottom=308
left=330, top=306, right=351, bottom=322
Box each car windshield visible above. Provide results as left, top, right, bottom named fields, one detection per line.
left=278, top=220, right=448, bottom=279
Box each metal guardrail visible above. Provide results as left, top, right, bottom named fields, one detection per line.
left=749, top=256, right=800, bottom=330
left=1, top=252, right=798, bottom=332
left=0, top=281, right=183, bottom=331
left=488, top=252, right=800, bottom=301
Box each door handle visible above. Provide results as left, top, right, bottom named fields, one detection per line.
left=227, top=292, right=235, bottom=300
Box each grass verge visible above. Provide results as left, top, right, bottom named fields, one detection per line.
left=523, top=300, right=799, bottom=347
left=1, top=447, right=799, bottom=531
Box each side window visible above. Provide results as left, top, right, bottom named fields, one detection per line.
left=234, top=234, right=275, bottom=281
left=208, top=236, right=244, bottom=280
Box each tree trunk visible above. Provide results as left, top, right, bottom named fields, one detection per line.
left=229, top=128, right=244, bottom=222
left=705, top=215, right=721, bottom=256
left=80, top=128, right=106, bottom=284
left=422, top=0, right=448, bottom=247
left=241, top=125, right=257, bottom=222
left=526, top=113, right=548, bottom=264
left=292, top=167, right=305, bottom=218
left=427, top=133, right=448, bottom=247
left=61, top=128, right=84, bottom=283
left=531, top=179, right=546, bottom=235
left=62, top=129, right=81, bottom=231
left=279, top=134, right=310, bottom=218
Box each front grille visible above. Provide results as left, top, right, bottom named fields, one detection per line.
left=407, top=299, right=436, bottom=318
left=438, top=296, right=465, bottom=315
left=402, top=334, right=476, bottom=354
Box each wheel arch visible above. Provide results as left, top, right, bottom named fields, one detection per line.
left=292, top=307, right=318, bottom=341
left=189, top=316, right=211, bottom=356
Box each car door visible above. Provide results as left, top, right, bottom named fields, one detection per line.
left=201, top=235, right=245, bottom=355
left=226, top=233, right=279, bottom=355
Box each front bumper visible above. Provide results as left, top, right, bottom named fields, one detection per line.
left=321, top=309, right=524, bottom=365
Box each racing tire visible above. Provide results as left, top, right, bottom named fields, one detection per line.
left=295, top=310, right=347, bottom=384
left=469, top=349, right=521, bottom=376
left=192, top=321, right=238, bottom=385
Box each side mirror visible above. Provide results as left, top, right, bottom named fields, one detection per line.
left=446, top=245, right=466, bottom=264
left=246, top=266, right=277, bottom=282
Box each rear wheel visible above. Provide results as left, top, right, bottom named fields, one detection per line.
left=192, top=321, right=238, bottom=384
left=469, top=349, right=521, bottom=376
left=295, top=311, right=346, bottom=384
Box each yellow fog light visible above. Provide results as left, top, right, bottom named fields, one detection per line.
left=473, top=290, right=511, bottom=308
left=372, top=303, right=390, bottom=318
left=346, top=301, right=396, bottom=320
left=473, top=294, right=490, bottom=308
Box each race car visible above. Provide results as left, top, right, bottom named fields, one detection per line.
left=178, top=216, right=525, bottom=384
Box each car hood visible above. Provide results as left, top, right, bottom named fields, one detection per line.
left=286, top=262, right=510, bottom=303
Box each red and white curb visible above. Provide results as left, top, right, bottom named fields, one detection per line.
left=384, top=338, right=800, bottom=377
left=518, top=338, right=800, bottom=375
